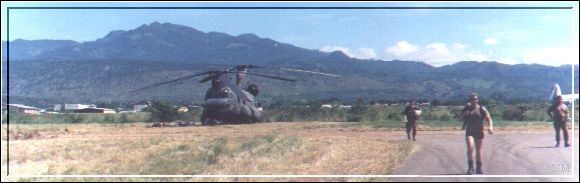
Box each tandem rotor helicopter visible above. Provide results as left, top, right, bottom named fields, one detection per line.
left=129, top=64, right=340, bottom=125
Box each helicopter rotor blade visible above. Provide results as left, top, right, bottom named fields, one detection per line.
left=277, top=68, right=341, bottom=77
left=229, top=64, right=265, bottom=72
left=128, top=71, right=210, bottom=93
left=199, top=75, right=216, bottom=83
left=199, top=71, right=228, bottom=83
left=226, top=65, right=338, bottom=78
left=245, top=73, right=297, bottom=82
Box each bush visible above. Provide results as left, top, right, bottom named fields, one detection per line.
left=261, top=102, right=560, bottom=123
left=4, top=112, right=151, bottom=124
left=347, top=98, right=368, bottom=122
left=119, top=113, right=129, bottom=123
left=363, top=106, right=385, bottom=122
left=439, top=113, right=452, bottom=121
left=347, top=115, right=362, bottom=122
left=387, top=112, right=403, bottom=121
left=502, top=105, right=530, bottom=121
left=145, top=101, right=178, bottom=122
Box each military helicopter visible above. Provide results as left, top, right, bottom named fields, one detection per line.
left=129, top=64, right=339, bottom=125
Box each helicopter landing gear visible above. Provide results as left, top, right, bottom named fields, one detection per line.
left=246, top=117, right=254, bottom=124
left=201, top=113, right=221, bottom=125
left=206, top=119, right=220, bottom=125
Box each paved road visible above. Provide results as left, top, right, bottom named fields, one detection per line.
left=388, top=131, right=579, bottom=182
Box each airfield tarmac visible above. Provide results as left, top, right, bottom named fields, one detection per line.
left=389, top=131, right=580, bottom=182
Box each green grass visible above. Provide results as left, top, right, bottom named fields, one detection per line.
left=134, top=135, right=302, bottom=175
left=2, top=112, right=151, bottom=124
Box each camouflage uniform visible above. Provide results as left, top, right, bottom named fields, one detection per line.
left=403, top=104, right=419, bottom=140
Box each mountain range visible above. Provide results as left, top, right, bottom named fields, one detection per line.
left=2, top=22, right=578, bottom=106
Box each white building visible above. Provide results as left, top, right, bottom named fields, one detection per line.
left=64, top=104, right=96, bottom=111
left=134, top=104, right=149, bottom=112
left=418, top=103, right=431, bottom=106
left=54, top=104, right=62, bottom=111
left=338, top=105, right=352, bottom=109
left=3, top=104, right=41, bottom=114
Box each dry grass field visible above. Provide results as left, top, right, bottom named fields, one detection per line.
left=1, top=122, right=422, bottom=182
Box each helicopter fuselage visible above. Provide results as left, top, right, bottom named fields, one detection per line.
left=201, top=74, right=261, bottom=125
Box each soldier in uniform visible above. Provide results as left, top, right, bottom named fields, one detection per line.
left=547, top=95, right=570, bottom=147
left=403, top=100, right=420, bottom=141
left=459, top=93, right=494, bottom=175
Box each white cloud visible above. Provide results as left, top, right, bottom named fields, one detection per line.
left=465, top=51, right=489, bottom=61
left=385, top=41, right=489, bottom=67
left=483, top=38, right=500, bottom=45
left=320, top=46, right=377, bottom=60
left=386, top=41, right=418, bottom=57
left=453, top=43, right=467, bottom=50
left=355, top=47, right=377, bottom=60
left=426, top=43, right=450, bottom=55
left=321, top=42, right=578, bottom=67
left=523, top=46, right=579, bottom=66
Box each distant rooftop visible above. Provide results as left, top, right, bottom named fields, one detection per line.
left=6, top=104, right=40, bottom=110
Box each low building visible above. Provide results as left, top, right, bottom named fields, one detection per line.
left=74, top=107, right=116, bottom=113
left=134, top=104, right=149, bottom=112
left=54, top=104, right=63, bottom=112
left=418, top=103, right=431, bottom=106
left=2, top=104, right=41, bottom=115
left=321, top=104, right=333, bottom=108
left=64, top=103, right=96, bottom=111
left=338, top=105, right=352, bottom=109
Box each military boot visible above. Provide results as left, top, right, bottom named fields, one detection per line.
left=467, top=160, right=474, bottom=175
left=476, top=161, right=484, bottom=174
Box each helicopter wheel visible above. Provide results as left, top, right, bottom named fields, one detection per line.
left=207, top=119, right=220, bottom=125
left=201, top=114, right=219, bottom=125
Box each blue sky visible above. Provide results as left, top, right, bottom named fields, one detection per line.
left=1, top=1, right=578, bottom=67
